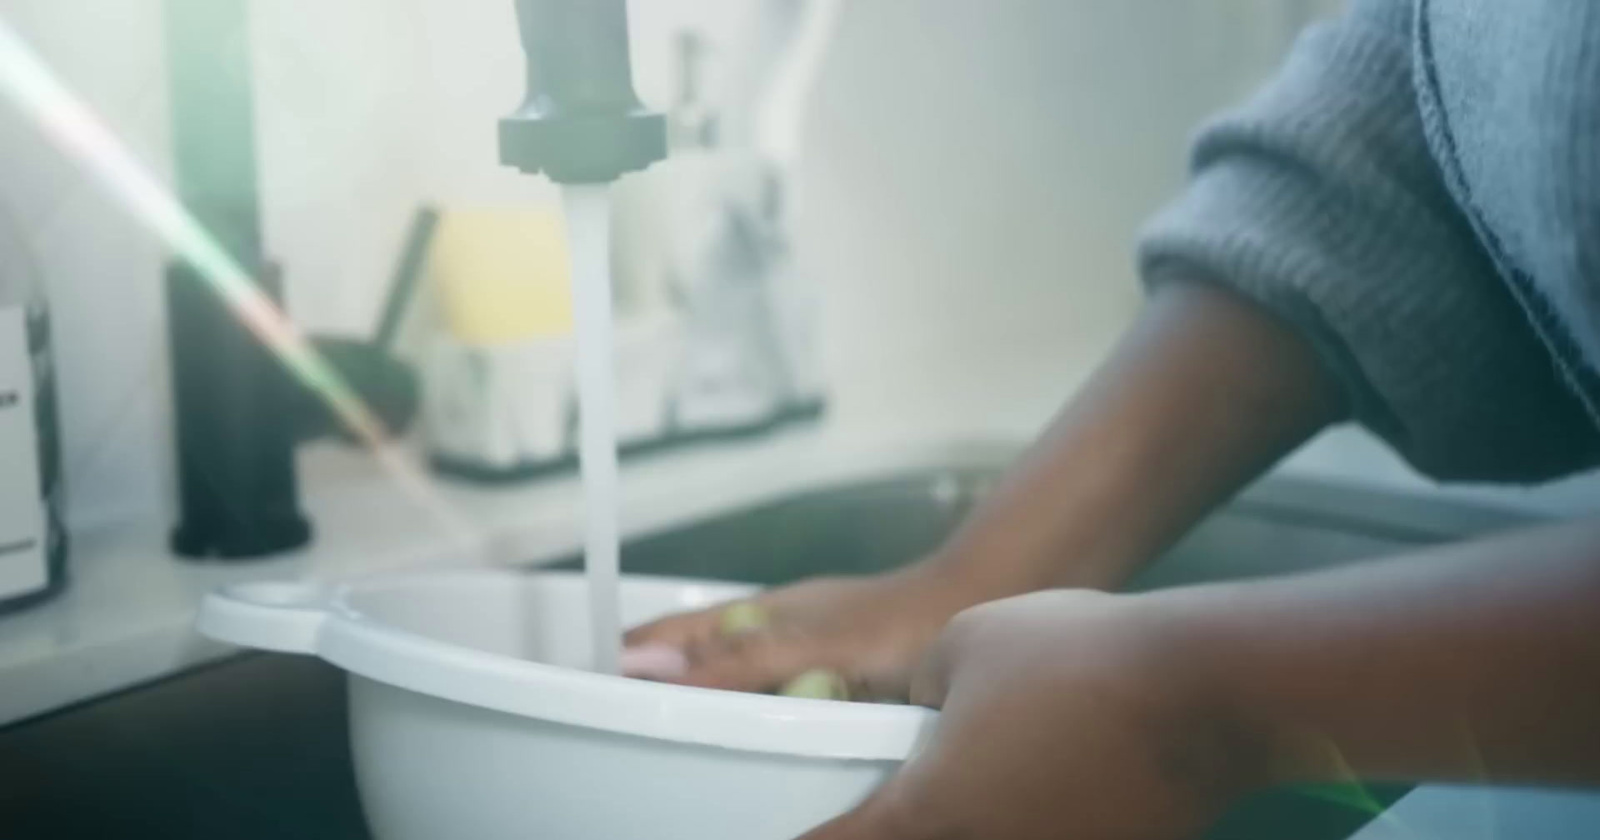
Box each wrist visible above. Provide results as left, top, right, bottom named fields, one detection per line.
left=924, top=533, right=1148, bottom=603
left=888, top=553, right=1019, bottom=620
left=1130, top=591, right=1286, bottom=799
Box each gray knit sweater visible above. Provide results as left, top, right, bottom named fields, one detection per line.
left=1139, top=0, right=1600, bottom=482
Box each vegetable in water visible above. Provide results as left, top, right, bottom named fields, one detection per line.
left=718, top=602, right=851, bottom=701
left=779, top=669, right=851, bottom=701
left=718, top=601, right=772, bottom=636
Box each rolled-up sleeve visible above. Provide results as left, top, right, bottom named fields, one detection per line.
left=1138, top=0, right=1600, bottom=482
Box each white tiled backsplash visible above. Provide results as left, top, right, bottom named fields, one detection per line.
left=0, top=0, right=1592, bottom=531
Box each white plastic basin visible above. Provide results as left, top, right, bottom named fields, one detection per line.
left=198, top=569, right=935, bottom=839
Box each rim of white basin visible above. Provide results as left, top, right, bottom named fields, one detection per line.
left=200, top=569, right=937, bottom=762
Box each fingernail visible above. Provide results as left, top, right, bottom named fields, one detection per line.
left=620, top=644, right=690, bottom=680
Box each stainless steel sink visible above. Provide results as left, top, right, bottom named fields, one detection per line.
left=1, top=466, right=1532, bottom=839
left=577, top=469, right=1527, bottom=592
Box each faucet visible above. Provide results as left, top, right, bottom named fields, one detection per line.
left=498, top=0, right=840, bottom=436
left=499, top=0, right=841, bottom=182
left=499, top=0, right=669, bottom=184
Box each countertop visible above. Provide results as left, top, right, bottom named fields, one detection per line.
left=0, top=428, right=1016, bottom=728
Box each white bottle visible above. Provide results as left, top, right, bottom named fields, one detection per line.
left=0, top=224, right=66, bottom=613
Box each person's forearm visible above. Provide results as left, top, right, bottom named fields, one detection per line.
left=1160, top=519, right=1600, bottom=788
left=931, top=280, right=1345, bottom=598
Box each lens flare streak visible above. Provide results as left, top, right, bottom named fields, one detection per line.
left=0, top=15, right=475, bottom=546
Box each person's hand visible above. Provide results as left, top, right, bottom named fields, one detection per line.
left=622, top=562, right=993, bottom=700
left=796, top=590, right=1266, bottom=840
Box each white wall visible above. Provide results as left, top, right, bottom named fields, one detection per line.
left=0, top=0, right=174, bottom=529
left=251, top=0, right=434, bottom=337
left=1, top=0, right=1594, bottom=531
left=794, top=0, right=1300, bottom=438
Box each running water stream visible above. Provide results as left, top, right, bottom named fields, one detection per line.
left=561, top=184, right=624, bottom=676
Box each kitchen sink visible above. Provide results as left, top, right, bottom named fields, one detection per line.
left=0, top=467, right=1531, bottom=839
left=554, top=470, right=1526, bottom=840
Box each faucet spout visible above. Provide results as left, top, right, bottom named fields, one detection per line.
left=499, top=0, right=667, bottom=184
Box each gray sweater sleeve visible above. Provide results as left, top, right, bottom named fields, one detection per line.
left=1137, top=0, right=1600, bottom=483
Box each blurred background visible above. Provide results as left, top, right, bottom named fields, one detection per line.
left=0, top=0, right=1402, bottom=534
left=6, top=0, right=1596, bottom=542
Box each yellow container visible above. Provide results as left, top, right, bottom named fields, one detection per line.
left=427, top=208, right=574, bottom=345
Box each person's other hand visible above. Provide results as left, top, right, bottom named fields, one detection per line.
left=622, top=563, right=990, bottom=700
left=796, top=591, right=1264, bottom=840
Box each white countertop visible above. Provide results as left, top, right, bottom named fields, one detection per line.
left=0, top=428, right=1017, bottom=728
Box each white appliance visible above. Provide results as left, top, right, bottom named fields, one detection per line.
left=0, top=304, right=48, bottom=606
